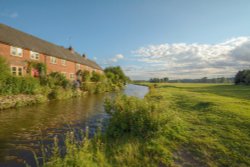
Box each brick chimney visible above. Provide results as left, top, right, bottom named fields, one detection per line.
left=82, top=54, right=87, bottom=59
left=68, top=46, right=74, bottom=54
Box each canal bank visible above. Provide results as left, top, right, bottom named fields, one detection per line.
left=0, top=89, right=85, bottom=110
left=0, top=84, right=149, bottom=167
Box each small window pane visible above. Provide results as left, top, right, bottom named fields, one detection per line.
left=70, top=73, right=74, bottom=79
left=76, top=64, right=80, bottom=70
left=50, top=57, right=57, bottom=64
left=62, top=60, right=66, bottom=66
left=11, top=47, right=23, bottom=57
left=11, top=47, right=17, bottom=55
left=12, top=67, right=17, bottom=75
left=18, top=68, right=22, bottom=76
left=30, top=51, right=40, bottom=60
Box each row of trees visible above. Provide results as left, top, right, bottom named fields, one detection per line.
left=148, top=69, right=250, bottom=85
left=148, top=77, right=233, bottom=83
left=76, top=66, right=130, bottom=85
left=168, top=77, right=234, bottom=83
left=235, top=69, right=250, bottom=85
left=149, top=77, right=169, bottom=83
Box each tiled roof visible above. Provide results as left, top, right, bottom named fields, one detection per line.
left=0, top=23, right=102, bottom=70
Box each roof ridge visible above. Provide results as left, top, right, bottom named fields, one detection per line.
left=0, top=23, right=102, bottom=70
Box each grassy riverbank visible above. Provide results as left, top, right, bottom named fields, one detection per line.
left=42, top=83, right=250, bottom=167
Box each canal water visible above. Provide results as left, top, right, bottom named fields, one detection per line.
left=0, top=84, right=148, bottom=167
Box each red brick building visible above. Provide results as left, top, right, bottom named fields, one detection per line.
left=0, top=23, right=103, bottom=80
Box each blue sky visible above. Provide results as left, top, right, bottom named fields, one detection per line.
left=1, top=0, right=250, bottom=79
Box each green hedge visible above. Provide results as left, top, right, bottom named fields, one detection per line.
left=104, top=95, right=161, bottom=139
left=0, top=76, right=41, bottom=95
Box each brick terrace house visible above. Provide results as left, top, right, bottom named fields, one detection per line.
left=0, top=23, right=103, bottom=80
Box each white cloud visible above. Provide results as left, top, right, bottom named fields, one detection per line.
left=99, top=54, right=125, bottom=67
left=130, top=37, right=250, bottom=79
left=0, top=12, right=19, bottom=19
left=110, top=54, right=124, bottom=63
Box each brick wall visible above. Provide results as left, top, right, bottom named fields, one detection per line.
left=45, top=54, right=77, bottom=80
left=0, top=42, right=103, bottom=79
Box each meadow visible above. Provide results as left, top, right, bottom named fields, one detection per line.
left=43, top=83, right=250, bottom=167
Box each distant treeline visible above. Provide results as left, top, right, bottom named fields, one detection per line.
left=168, top=77, right=234, bottom=83
left=134, top=69, right=250, bottom=85
left=134, top=77, right=234, bottom=83
left=149, top=77, right=169, bottom=83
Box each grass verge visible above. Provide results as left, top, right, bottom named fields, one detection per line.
left=41, top=83, right=250, bottom=167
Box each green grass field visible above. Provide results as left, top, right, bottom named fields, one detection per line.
left=143, top=83, right=250, bottom=166
left=44, top=83, right=250, bottom=167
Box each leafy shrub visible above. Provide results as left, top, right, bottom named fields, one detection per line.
left=0, top=57, right=10, bottom=81
left=19, top=77, right=41, bottom=94
left=35, top=62, right=47, bottom=76
left=91, top=71, right=103, bottom=82
left=0, top=76, right=41, bottom=95
left=40, top=72, right=72, bottom=89
left=94, top=82, right=110, bottom=93
left=39, top=76, right=50, bottom=86
left=0, top=76, right=21, bottom=94
left=104, top=95, right=161, bottom=139
left=104, top=66, right=129, bottom=85
left=26, top=61, right=47, bottom=76
left=81, top=70, right=91, bottom=82
left=81, top=82, right=96, bottom=93
left=235, top=69, right=250, bottom=85
left=48, top=88, right=59, bottom=100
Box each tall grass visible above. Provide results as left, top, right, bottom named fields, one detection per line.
left=41, top=83, right=250, bottom=167
left=41, top=95, right=173, bottom=167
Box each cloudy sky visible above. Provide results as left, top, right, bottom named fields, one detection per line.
left=1, top=0, right=250, bottom=79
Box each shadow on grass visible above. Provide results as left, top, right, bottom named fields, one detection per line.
left=175, top=97, right=215, bottom=113
left=173, top=84, right=250, bottom=101
left=193, top=102, right=215, bottom=112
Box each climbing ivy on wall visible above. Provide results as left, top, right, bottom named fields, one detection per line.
left=26, top=61, right=47, bottom=76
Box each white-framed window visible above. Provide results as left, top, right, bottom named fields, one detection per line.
left=11, top=46, right=23, bottom=57
left=50, top=56, right=57, bottom=64
left=11, top=66, right=23, bottom=76
left=30, top=51, right=40, bottom=60
left=76, top=63, right=80, bottom=70
left=69, top=73, right=75, bottom=79
left=61, top=59, right=66, bottom=66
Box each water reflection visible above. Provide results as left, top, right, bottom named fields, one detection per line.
left=0, top=84, right=148, bottom=167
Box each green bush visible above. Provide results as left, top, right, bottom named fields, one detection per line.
left=94, top=82, right=109, bottom=93
left=26, top=61, right=47, bottom=76
left=91, top=71, right=103, bottom=82
left=104, top=95, right=161, bottom=139
left=48, top=88, right=59, bottom=100
left=0, top=76, right=20, bottom=94
left=104, top=66, right=129, bottom=86
left=0, top=57, right=10, bottom=81
left=19, top=77, right=41, bottom=94
left=81, top=70, right=91, bottom=82
left=40, top=72, right=72, bottom=89
left=39, top=76, right=49, bottom=86
left=0, top=76, right=41, bottom=95
left=235, top=69, right=250, bottom=85
left=81, top=82, right=96, bottom=93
